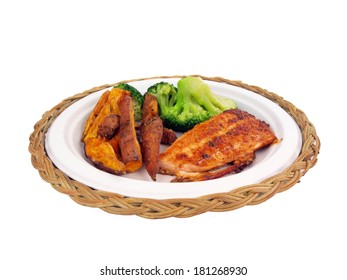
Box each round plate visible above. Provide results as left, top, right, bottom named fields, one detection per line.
left=45, top=78, right=302, bottom=199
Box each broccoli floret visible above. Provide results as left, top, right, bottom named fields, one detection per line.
left=114, top=83, right=144, bottom=121
left=147, top=76, right=237, bottom=132
left=147, top=81, right=178, bottom=108
left=178, top=76, right=238, bottom=115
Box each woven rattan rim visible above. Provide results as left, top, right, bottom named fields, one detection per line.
left=29, top=75, right=320, bottom=219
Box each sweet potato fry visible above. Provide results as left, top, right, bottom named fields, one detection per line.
left=82, top=90, right=110, bottom=141
left=82, top=88, right=125, bottom=142
left=107, top=133, right=122, bottom=160
left=140, top=94, right=163, bottom=181
left=84, top=138, right=126, bottom=175
left=82, top=88, right=130, bottom=175
left=119, top=93, right=142, bottom=173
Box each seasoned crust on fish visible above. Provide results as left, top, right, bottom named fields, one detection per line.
left=158, top=109, right=277, bottom=182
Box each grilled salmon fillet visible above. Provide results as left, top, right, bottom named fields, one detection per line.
left=158, top=109, right=277, bottom=182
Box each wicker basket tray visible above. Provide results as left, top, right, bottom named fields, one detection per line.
left=29, top=75, right=320, bottom=219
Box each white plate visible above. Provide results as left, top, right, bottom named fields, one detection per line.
left=45, top=78, right=302, bottom=199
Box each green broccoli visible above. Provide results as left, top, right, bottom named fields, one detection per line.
left=147, top=76, right=237, bottom=132
left=114, top=83, right=144, bottom=121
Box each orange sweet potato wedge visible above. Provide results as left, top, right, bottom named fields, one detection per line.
left=82, top=90, right=111, bottom=141
left=82, top=87, right=143, bottom=175
left=82, top=88, right=129, bottom=175
left=82, top=88, right=125, bottom=142
left=84, top=137, right=126, bottom=175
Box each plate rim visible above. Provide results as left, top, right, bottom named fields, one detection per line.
left=45, top=77, right=302, bottom=199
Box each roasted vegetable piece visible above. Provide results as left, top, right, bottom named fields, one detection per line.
left=82, top=90, right=110, bottom=141
left=84, top=138, right=126, bottom=175
left=140, top=94, right=163, bottom=181
left=147, top=76, right=237, bottom=132
left=82, top=88, right=128, bottom=175
left=97, top=113, right=120, bottom=139
left=107, top=133, right=122, bottom=159
left=161, top=128, right=177, bottom=145
left=119, top=93, right=143, bottom=173
left=82, top=88, right=124, bottom=141
left=114, top=83, right=144, bottom=122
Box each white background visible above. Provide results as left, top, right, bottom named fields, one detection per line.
left=1, top=0, right=346, bottom=279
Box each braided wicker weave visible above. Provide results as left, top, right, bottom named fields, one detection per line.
left=29, top=75, right=320, bottom=219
